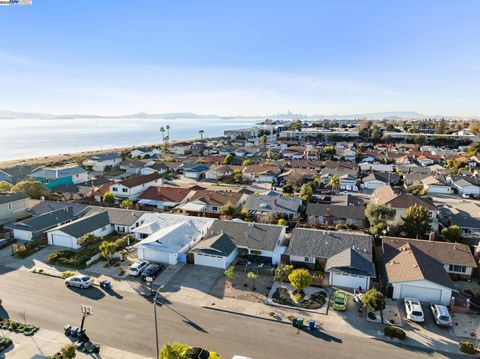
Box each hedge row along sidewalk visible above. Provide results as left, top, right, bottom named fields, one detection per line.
left=0, top=319, right=39, bottom=336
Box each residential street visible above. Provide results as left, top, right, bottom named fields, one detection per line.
left=0, top=267, right=460, bottom=359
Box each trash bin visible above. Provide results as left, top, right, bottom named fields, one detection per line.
left=309, top=320, right=315, bottom=331
left=296, top=317, right=304, bottom=329
left=64, top=325, right=71, bottom=336
left=104, top=280, right=112, bottom=290
left=70, top=327, right=80, bottom=338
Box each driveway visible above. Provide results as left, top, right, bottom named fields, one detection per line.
left=163, top=264, right=223, bottom=293
left=0, top=245, right=59, bottom=270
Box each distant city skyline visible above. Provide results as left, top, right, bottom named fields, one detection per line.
left=1, top=1, right=480, bottom=116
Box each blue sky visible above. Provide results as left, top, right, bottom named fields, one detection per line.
left=1, top=0, right=479, bottom=116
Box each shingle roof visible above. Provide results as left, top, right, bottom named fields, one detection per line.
left=5, top=207, right=77, bottom=232
left=245, top=194, right=301, bottom=215
left=243, top=165, right=279, bottom=175
left=29, top=166, right=86, bottom=179
left=288, top=229, right=373, bottom=261
left=439, top=202, right=480, bottom=229
left=386, top=194, right=437, bottom=211
left=86, top=207, right=145, bottom=226
left=51, top=211, right=110, bottom=238
left=305, top=202, right=365, bottom=220
left=28, top=201, right=90, bottom=217
left=383, top=236, right=476, bottom=267
left=383, top=241, right=454, bottom=288
left=187, top=190, right=245, bottom=207
left=191, top=232, right=237, bottom=257
left=0, top=192, right=29, bottom=205
left=205, top=221, right=283, bottom=251
left=88, top=153, right=121, bottom=161
left=117, top=173, right=162, bottom=188
left=138, top=186, right=192, bottom=203
left=325, top=247, right=375, bottom=276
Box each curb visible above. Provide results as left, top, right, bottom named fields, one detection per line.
left=202, top=305, right=291, bottom=325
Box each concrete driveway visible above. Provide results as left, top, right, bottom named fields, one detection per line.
left=0, top=245, right=59, bottom=270
left=163, top=264, right=223, bottom=293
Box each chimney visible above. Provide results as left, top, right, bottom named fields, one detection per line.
left=428, top=232, right=435, bottom=241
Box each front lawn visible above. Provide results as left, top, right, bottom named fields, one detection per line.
left=210, top=272, right=273, bottom=303
left=272, top=287, right=327, bottom=309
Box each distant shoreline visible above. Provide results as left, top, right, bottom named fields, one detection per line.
left=0, top=137, right=212, bottom=169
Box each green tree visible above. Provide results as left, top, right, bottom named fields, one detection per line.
left=289, top=121, right=302, bottom=131
left=277, top=218, right=288, bottom=226
left=259, top=135, right=267, bottom=149
left=0, top=181, right=13, bottom=191
left=103, top=191, right=115, bottom=204
left=441, top=225, right=462, bottom=243
left=219, top=202, right=239, bottom=217
left=224, top=265, right=235, bottom=279
left=361, top=288, right=386, bottom=312
left=365, top=203, right=396, bottom=234
left=233, top=173, right=243, bottom=183
left=78, top=233, right=102, bottom=247
left=299, top=183, right=313, bottom=201
left=223, top=153, right=233, bottom=165
left=11, top=180, right=44, bottom=199
left=401, top=204, right=432, bottom=239
left=199, top=129, right=204, bottom=140
left=99, top=241, right=117, bottom=263
left=274, top=264, right=294, bottom=282
left=328, top=175, right=340, bottom=190
left=288, top=269, right=313, bottom=294
left=120, top=199, right=134, bottom=209
left=282, top=184, right=294, bottom=194
left=322, top=146, right=336, bottom=157
left=242, top=159, right=253, bottom=166
left=160, top=342, right=191, bottom=359
left=247, top=271, right=257, bottom=284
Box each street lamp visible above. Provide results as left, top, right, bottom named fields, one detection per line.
left=152, top=284, right=165, bottom=359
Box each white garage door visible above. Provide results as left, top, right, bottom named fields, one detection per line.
left=139, top=248, right=170, bottom=264
left=399, top=284, right=442, bottom=303
left=50, top=234, right=75, bottom=248
left=13, top=229, right=33, bottom=241
left=331, top=272, right=368, bottom=290
left=194, top=253, right=225, bottom=269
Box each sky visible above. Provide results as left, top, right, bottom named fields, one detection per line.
left=1, top=0, right=480, bottom=117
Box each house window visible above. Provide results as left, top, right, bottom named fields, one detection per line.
left=112, top=188, right=118, bottom=192
left=304, top=257, right=310, bottom=262
left=449, top=265, right=467, bottom=273
left=122, top=188, right=128, bottom=193
left=212, top=206, right=218, bottom=211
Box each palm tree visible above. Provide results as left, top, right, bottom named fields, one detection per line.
left=199, top=129, right=204, bottom=140
left=166, top=125, right=170, bottom=149
left=328, top=175, right=340, bottom=190
left=160, top=127, right=165, bottom=149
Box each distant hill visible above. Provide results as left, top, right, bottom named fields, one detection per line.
left=0, top=109, right=458, bottom=120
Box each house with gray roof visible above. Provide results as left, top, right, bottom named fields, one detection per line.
left=284, top=228, right=374, bottom=290
left=0, top=165, right=34, bottom=184
left=5, top=206, right=83, bottom=241
left=190, top=220, right=287, bottom=268
left=0, top=192, right=30, bottom=225
left=28, top=165, right=88, bottom=190
left=244, top=192, right=302, bottom=220
left=83, top=153, right=122, bottom=171
left=46, top=211, right=113, bottom=248
left=306, top=195, right=366, bottom=228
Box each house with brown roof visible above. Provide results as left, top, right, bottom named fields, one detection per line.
left=382, top=236, right=476, bottom=305
left=371, top=185, right=438, bottom=230
left=242, top=165, right=280, bottom=183
left=179, top=189, right=248, bottom=215
left=137, top=186, right=194, bottom=209
left=110, top=173, right=163, bottom=200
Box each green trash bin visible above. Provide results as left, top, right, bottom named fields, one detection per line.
left=296, top=317, right=304, bottom=329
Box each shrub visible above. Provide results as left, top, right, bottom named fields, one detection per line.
left=61, top=271, right=75, bottom=279
left=274, top=264, right=294, bottom=282
left=0, top=336, right=13, bottom=352
left=288, top=269, right=313, bottom=293
left=459, top=341, right=476, bottom=354
left=384, top=326, right=406, bottom=340
left=15, top=246, right=27, bottom=256
left=0, top=319, right=39, bottom=336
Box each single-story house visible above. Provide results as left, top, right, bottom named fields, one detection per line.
left=47, top=211, right=113, bottom=249
left=131, top=147, right=159, bottom=159
left=242, top=165, right=280, bottom=183
left=362, top=172, right=400, bottom=190
left=110, top=173, right=163, bottom=200
left=190, top=220, right=287, bottom=268
left=0, top=165, right=34, bottom=184
left=141, top=162, right=169, bottom=175
left=438, top=201, right=480, bottom=237
left=119, top=159, right=155, bottom=175
left=244, top=191, right=302, bottom=219
left=83, top=153, right=121, bottom=172
left=180, top=189, right=248, bottom=215
left=0, top=192, right=30, bottom=225
left=5, top=206, right=82, bottom=241
left=382, top=236, right=477, bottom=305
left=284, top=229, right=375, bottom=290
left=421, top=175, right=453, bottom=195
left=182, top=163, right=211, bottom=180
left=133, top=217, right=215, bottom=265
left=306, top=195, right=366, bottom=228
left=448, top=175, right=480, bottom=197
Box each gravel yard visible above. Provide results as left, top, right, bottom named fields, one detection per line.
left=210, top=272, right=273, bottom=303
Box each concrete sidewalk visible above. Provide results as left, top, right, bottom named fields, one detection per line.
left=0, top=328, right=150, bottom=359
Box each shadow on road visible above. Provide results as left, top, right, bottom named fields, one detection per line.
left=302, top=327, right=343, bottom=343
left=101, top=287, right=124, bottom=300
left=0, top=306, right=10, bottom=320
left=67, top=286, right=105, bottom=300
left=159, top=299, right=208, bottom=334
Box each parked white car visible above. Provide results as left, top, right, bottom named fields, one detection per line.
left=404, top=298, right=424, bottom=323
left=430, top=304, right=452, bottom=327
left=64, top=275, right=93, bottom=289
left=128, top=260, right=149, bottom=276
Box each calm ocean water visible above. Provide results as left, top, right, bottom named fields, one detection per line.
left=1, top=117, right=261, bottom=161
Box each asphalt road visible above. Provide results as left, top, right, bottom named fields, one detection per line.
left=0, top=267, right=457, bottom=359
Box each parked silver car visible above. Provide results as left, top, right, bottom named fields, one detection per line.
left=128, top=260, right=149, bottom=276
left=64, top=275, right=93, bottom=289
left=404, top=298, right=425, bottom=323
left=430, top=304, right=452, bottom=327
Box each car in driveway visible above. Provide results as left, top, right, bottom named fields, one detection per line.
left=128, top=260, right=149, bottom=276
left=332, top=291, right=347, bottom=311
left=65, top=275, right=93, bottom=289
left=141, top=263, right=164, bottom=281
left=430, top=304, right=452, bottom=327
left=404, top=298, right=425, bottom=323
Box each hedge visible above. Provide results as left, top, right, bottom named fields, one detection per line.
left=0, top=336, right=13, bottom=352
left=0, top=319, right=39, bottom=336
left=459, top=342, right=477, bottom=355
left=384, top=326, right=406, bottom=340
